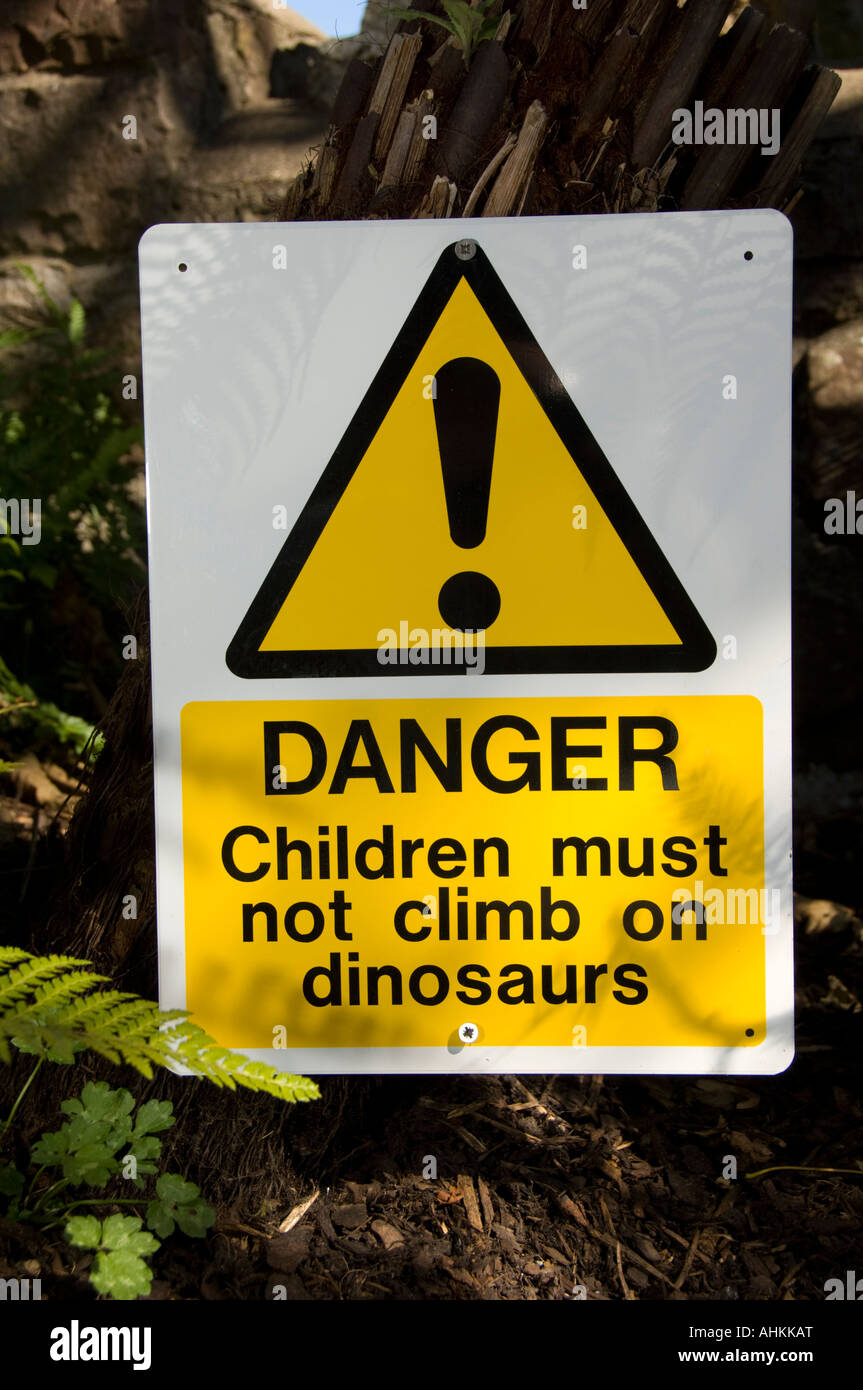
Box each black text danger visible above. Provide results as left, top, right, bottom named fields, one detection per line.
left=263, top=714, right=680, bottom=795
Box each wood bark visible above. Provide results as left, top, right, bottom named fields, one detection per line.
left=278, top=0, right=838, bottom=226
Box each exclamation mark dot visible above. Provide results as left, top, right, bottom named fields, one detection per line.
left=433, top=356, right=502, bottom=631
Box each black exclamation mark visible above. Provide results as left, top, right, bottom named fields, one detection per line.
left=433, top=357, right=502, bottom=631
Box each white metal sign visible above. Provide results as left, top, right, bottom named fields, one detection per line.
left=139, top=212, right=793, bottom=1075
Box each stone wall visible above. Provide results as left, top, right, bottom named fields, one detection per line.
left=0, top=0, right=331, bottom=367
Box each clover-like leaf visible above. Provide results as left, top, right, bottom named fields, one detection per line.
left=146, top=1172, right=215, bottom=1239
left=155, top=1173, right=197, bottom=1205
left=132, top=1098, right=174, bottom=1138
left=66, top=1213, right=160, bottom=1299
left=65, top=1214, right=103, bottom=1249
left=62, top=1080, right=135, bottom=1127
left=30, top=1127, right=71, bottom=1167
left=41, top=1081, right=136, bottom=1183
left=61, top=1140, right=122, bottom=1188
left=174, top=1199, right=214, bottom=1238
left=89, top=1248, right=153, bottom=1300
left=100, top=1212, right=160, bottom=1256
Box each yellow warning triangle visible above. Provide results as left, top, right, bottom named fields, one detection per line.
left=227, top=241, right=715, bottom=678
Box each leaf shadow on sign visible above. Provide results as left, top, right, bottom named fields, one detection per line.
left=588, top=749, right=780, bottom=1059
left=187, top=951, right=448, bottom=1055
left=141, top=224, right=361, bottom=489
left=496, top=212, right=789, bottom=574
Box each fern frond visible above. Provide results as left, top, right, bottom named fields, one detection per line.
left=158, top=1023, right=320, bottom=1103
left=0, top=949, right=319, bottom=1103
left=0, top=954, right=107, bottom=1012
left=29, top=971, right=112, bottom=1011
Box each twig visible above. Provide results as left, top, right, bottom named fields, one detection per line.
left=746, top=1164, right=863, bottom=1179
left=559, top=1194, right=673, bottom=1286
left=615, top=1239, right=633, bottom=1298
left=673, top=1228, right=701, bottom=1292
left=278, top=1188, right=320, bottom=1233
left=463, top=133, right=517, bottom=216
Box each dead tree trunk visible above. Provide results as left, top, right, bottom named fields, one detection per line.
left=43, top=0, right=839, bottom=995
left=284, top=0, right=840, bottom=224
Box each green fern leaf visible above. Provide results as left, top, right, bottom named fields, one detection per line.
left=67, top=299, right=86, bottom=346
left=0, top=948, right=319, bottom=1102
left=12, top=262, right=66, bottom=324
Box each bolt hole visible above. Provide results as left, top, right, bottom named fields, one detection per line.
left=178, top=262, right=188, bottom=272
left=743, top=250, right=754, bottom=261
left=745, top=1028, right=755, bottom=1037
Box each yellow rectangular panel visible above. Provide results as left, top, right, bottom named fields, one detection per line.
left=181, top=696, right=765, bottom=1052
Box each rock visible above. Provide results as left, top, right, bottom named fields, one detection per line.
left=0, top=72, right=183, bottom=258
left=0, top=27, right=27, bottom=76
left=0, top=256, right=73, bottom=320
left=796, top=896, right=862, bottom=935
left=4, top=0, right=205, bottom=69
left=371, top=1219, right=405, bottom=1250
left=804, top=318, right=863, bottom=498
left=266, top=1226, right=313, bottom=1272
left=0, top=0, right=334, bottom=384
left=332, top=1201, right=368, bottom=1230
left=0, top=88, right=325, bottom=377
left=12, top=753, right=69, bottom=811
left=808, top=318, right=863, bottom=411
left=206, top=0, right=327, bottom=111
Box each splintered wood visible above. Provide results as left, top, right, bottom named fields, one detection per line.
left=282, top=0, right=839, bottom=224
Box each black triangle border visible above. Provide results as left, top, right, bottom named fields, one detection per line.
left=226, top=240, right=716, bottom=678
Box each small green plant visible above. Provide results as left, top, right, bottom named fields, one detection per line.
left=0, top=654, right=102, bottom=759
left=64, top=1216, right=161, bottom=1301
left=386, top=0, right=502, bottom=66
left=1, top=1079, right=214, bottom=1298
left=0, top=949, right=320, bottom=1297
left=0, top=262, right=145, bottom=712
left=0, top=946, right=320, bottom=1100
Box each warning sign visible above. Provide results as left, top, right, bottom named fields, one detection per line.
left=227, top=242, right=715, bottom=678
left=139, top=212, right=794, bottom=1075
left=181, top=695, right=766, bottom=1051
